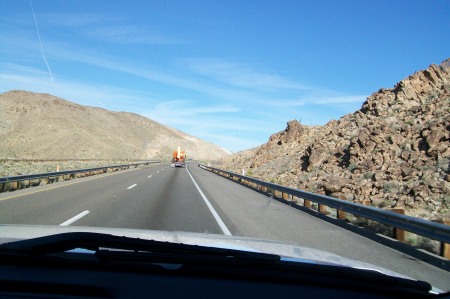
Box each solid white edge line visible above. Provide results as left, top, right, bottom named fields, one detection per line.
left=185, top=165, right=232, bottom=236
left=127, top=184, right=137, bottom=189
left=60, top=210, right=90, bottom=226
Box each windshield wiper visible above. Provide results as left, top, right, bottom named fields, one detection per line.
left=0, top=232, right=279, bottom=263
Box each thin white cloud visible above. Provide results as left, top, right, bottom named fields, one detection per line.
left=143, top=106, right=270, bottom=134
left=33, top=12, right=185, bottom=45
left=197, top=133, right=260, bottom=154
left=2, top=27, right=363, bottom=111
left=314, top=95, right=367, bottom=104
left=182, top=58, right=311, bottom=91
left=37, top=13, right=119, bottom=27
left=4, top=45, right=283, bottom=119
left=0, top=12, right=115, bottom=28
left=85, top=25, right=185, bottom=45
left=149, top=100, right=240, bottom=116
left=0, top=62, right=48, bottom=76
left=33, top=44, right=263, bottom=102
left=142, top=111, right=271, bottom=152
left=2, top=11, right=183, bottom=46
left=0, top=30, right=43, bottom=62
left=269, top=94, right=367, bottom=107
left=0, top=67, right=153, bottom=110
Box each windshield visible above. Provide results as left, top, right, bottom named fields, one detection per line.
left=0, top=0, right=449, bottom=293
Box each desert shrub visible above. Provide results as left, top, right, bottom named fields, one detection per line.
left=406, top=234, right=440, bottom=255
left=351, top=216, right=393, bottom=237
left=363, top=172, right=374, bottom=180
left=348, top=163, right=357, bottom=171
left=383, top=182, right=397, bottom=193
left=436, top=157, right=449, bottom=172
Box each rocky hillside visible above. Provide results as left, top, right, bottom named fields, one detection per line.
left=220, top=59, right=450, bottom=220
left=0, top=90, right=229, bottom=161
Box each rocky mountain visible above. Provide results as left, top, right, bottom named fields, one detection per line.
left=0, top=90, right=230, bottom=161
left=220, top=59, right=450, bottom=220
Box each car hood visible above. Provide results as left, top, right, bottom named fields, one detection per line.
left=0, top=224, right=430, bottom=286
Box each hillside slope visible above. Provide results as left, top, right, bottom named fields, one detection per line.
left=0, top=90, right=229, bottom=161
left=220, top=59, right=450, bottom=220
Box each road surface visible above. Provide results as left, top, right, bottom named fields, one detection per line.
left=0, top=162, right=449, bottom=290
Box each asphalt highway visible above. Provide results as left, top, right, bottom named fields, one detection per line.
left=0, top=162, right=449, bottom=290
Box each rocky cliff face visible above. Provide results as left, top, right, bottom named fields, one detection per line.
left=220, top=59, right=450, bottom=220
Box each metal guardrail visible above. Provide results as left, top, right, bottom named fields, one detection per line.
left=199, top=164, right=450, bottom=247
left=0, top=161, right=161, bottom=185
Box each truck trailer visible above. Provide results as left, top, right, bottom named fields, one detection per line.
left=171, top=147, right=186, bottom=167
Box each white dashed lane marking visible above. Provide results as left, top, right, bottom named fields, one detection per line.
left=60, top=210, right=90, bottom=226
left=127, top=184, right=137, bottom=190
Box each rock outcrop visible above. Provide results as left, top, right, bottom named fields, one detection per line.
left=220, top=59, right=450, bottom=220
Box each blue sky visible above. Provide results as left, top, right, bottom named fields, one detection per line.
left=1, top=0, right=449, bottom=152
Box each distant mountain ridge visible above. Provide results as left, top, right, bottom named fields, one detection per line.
left=220, top=59, right=450, bottom=220
left=0, top=90, right=229, bottom=161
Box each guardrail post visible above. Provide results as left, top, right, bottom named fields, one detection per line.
left=437, top=220, right=450, bottom=259
left=282, top=192, right=289, bottom=200
left=11, top=181, right=18, bottom=191
left=319, top=204, right=329, bottom=215
left=442, top=243, right=450, bottom=259
left=304, top=199, right=311, bottom=208
left=337, top=209, right=346, bottom=220
left=390, top=208, right=405, bottom=242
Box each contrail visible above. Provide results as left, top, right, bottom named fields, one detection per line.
left=30, top=0, right=53, bottom=83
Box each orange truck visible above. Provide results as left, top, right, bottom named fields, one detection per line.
left=172, top=147, right=186, bottom=167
